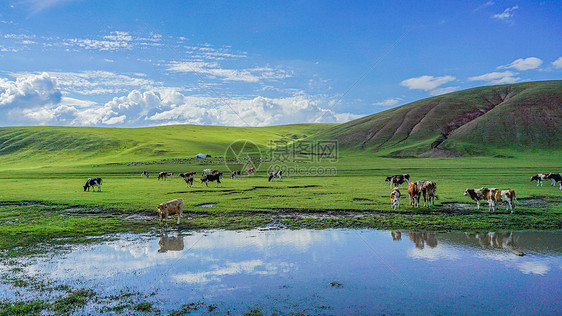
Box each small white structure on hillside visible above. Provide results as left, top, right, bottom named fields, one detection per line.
left=196, top=153, right=211, bottom=158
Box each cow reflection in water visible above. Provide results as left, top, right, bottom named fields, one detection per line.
left=408, top=232, right=438, bottom=249
left=466, top=232, right=524, bottom=256
left=158, top=235, right=185, bottom=253
left=391, top=231, right=402, bottom=241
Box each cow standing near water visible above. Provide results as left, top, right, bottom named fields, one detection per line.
left=483, top=188, right=518, bottom=213
left=84, top=177, right=102, bottom=192
left=421, top=181, right=437, bottom=207
left=390, top=187, right=400, bottom=210
left=157, top=198, right=183, bottom=225
left=407, top=181, right=422, bottom=207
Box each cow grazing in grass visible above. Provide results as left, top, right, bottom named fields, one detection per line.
left=201, top=173, right=222, bottom=187
left=158, top=172, right=170, bottom=180
left=268, top=170, right=282, bottom=182
left=385, top=174, right=410, bottom=189
left=407, top=181, right=422, bottom=207
left=530, top=174, right=550, bottom=186
left=482, top=188, right=517, bottom=213
left=184, top=176, right=194, bottom=187
left=157, top=198, right=183, bottom=225
left=246, top=167, right=255, bottom=176
left=231, top=170, right=241, bottom=179
left=142, top=171, right=149, bottom=178
left=421, top=181, right=437, bottom=207
left=546, top=173, right=562, bottom=189
left=390, top=187, right=400, bottom=210
left=84, top=177, right=102, bottom=192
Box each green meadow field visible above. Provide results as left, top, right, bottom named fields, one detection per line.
left=1, top=124, right=561, bottom=253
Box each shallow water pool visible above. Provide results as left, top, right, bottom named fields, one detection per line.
left=2, top=229, right=561, bottom=314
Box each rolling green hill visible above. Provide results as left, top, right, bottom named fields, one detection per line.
left=0, top=124, right=334, bottom=169
left=312, top=80, right=562, bottom=157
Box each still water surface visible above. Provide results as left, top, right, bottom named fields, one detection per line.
left=3, top=229, right=561, bottom=315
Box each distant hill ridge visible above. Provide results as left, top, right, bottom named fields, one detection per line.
left=312, top=80, right=562, bottom=157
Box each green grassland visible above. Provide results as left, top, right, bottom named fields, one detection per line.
left=0, top=122, right=561, bottom=255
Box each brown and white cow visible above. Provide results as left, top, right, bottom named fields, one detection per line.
left=157, top=198, right=183, bottom=225
left=407, top=181, right=422, bottom=207
left=202, top=169, right=220, bottom=176
left=530, top=174, right=550, bottom=186
left=179, top=172, right=196, bottom=179
left=246, top=167, right=255, bottom=176
left=464, top=187, right=498, bottom=210
left=385, top=174, right=410, bottom=189
left=483, top=188, right=517, bottom=213
left=421, top=181, right=437, bottom=207
left=390, top=187, right=400, bottom=210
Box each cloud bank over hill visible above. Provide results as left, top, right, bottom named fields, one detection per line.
left=0, top=73, right=360, bottom=127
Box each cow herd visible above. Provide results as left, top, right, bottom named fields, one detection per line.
left=386, top=175, right=437, bottom=209
left=387, top=172, right=561, bottom=214
left=83, top=169, right=561, bottom=224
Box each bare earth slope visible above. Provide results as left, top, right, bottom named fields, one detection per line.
left=313, top=80, right=562, bottom=157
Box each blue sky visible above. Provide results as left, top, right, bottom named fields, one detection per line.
left=0, top=0, right=560, bottom=127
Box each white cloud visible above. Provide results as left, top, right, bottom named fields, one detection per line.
left=517, top=261, right=550, bottom=275
left=0, top=72, right=61, bottom=108
left=374, top=97, right=402, bottom=107
left=468, top=71, right=520, bottom=84
left=63, top=31, right=162, bottom=51
left=552, top=57, right=562, bottom=69
left=474, top=1, right=495, bottom=12
left=400, top=75, right=456, bottom=91
left=492, top=6, right=519, bottom=21
left=498, top=57, right=543, bottom=71
left=168, top=61, right=291, bottom=83
left=10, top=81, right=359, bottom=127
left=45, top=71, right=157, bottom=95
left=430, top=86, right=460, bottom=96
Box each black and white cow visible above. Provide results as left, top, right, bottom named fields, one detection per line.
left=184, top=176, right=194, bottom=187
left=546, top=173, right=562, bottom=189
left=142, top=171, right=149, bottom=178
left=84, top=177, right=102, bottom=192
left=231, top=170, right=242, bottom=179
left=268, top=170, right=282, bottom=182
left=201, top=173, right=222, bottom=187
left=385, top=174, right=410, bottom=189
